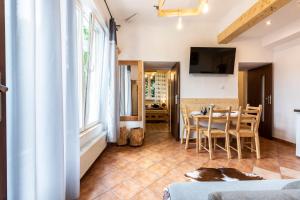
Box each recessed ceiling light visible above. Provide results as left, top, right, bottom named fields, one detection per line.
left=266, top=20, right=272, bottom=26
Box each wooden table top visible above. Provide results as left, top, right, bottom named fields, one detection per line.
left=191, top=113, right=253, bottom=119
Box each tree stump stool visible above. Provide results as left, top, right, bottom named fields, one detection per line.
left=118, top=127, right=128, bottom=146
left=129, top=128, right=144, bottom=146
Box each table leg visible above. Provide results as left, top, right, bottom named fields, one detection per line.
left=196, top=118, right=199, bottom=153
left=199, top=124, right=202, bottom=152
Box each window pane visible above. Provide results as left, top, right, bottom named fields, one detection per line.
left=76, top=6, right=84, bottom=129
left=82, top=12, right=91, bottom=118
left=85, top=22, right=105, bottom=126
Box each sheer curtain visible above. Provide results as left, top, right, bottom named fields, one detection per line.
left=5, top=0, right=79, bottom=199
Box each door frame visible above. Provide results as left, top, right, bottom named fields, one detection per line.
left=0, top=0, right=7, bottom=198
left=247, top=64, right=273, bottom=139
left=143, top=61, right=181, bottom=140
left=170, top=62, right=180, bottom=140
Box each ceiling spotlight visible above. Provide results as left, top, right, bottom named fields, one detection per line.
left=176, top=16, right=183, bottom=30
left=266, top=20, right=272, bottom=26
left=203, top=0, right=209, bottom=14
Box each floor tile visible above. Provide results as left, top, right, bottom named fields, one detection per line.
left=112, top=178, right=143, bottom=199
left=93, top=191, right=120, bottom=200
left=133, top=170, right=160, bottom=188
left=81, top=123, right=300, bottom=199
left=131, top=188, right=161, bottom=200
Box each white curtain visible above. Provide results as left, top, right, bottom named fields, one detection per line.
left=120, top=65, right=132, bottom=116
left=5, top=0, right=80, bottom=199
left=106, top=18, right=119, bottom=143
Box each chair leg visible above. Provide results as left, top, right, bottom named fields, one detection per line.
left=213, top=138, right=217, bottom=150
left=226, top=134, right=231, bottom=159
left=181, top=127, right=185, bottom=144
left=241, top=138, right=244, bottom=150
left=185, top=129, right=190, bottom=150
left=199, top=131, right=202, bottom=151
left=196, top=129, right=199, bottom=153
left=208, top=137, right=213, bottom=160
left=236, top=135, right=242, bottom=159
left=251, top=137, right=255, bottom=152
left=255, top=134, right=261, bottom=159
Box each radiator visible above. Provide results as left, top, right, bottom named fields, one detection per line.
left=80, top=124, right=107, bottom=178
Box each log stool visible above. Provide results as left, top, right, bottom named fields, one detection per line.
left=129, top=127, right=144, bottom=146
left=118, top=127, right=128, bottom=146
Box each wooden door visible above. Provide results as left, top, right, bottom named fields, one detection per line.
left=248, top=64, right=273, bottom=139
left=0, top=0, right=7, bottom=198
left=170, top=63, right=180, bottom=140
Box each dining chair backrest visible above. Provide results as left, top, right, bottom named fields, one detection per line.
left=207, top=106, right=232, bottom=133
left=182, top=106, right=190, bottom=127
left=236, top=105, right=262, bottom=133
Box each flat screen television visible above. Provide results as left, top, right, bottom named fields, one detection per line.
left=189, top=47, right=236, bottom=74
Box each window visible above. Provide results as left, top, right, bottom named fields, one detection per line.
left=145, top=73, right=156, bottom=100
left=76, top=4, right=106, bottom=132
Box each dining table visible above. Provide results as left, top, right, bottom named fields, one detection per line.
left=191, top=111, right=253, bottom=153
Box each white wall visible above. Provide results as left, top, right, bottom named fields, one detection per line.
left=273, top=40, right=300, bottom=143
left=95, top=0, right=299, bottom=143
left=117, top=21, right=273, bottom=140
left=118, top=21, right=272, bottom=99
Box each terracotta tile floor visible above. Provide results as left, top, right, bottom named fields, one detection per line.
left=80, top=123, right=300, bottom=200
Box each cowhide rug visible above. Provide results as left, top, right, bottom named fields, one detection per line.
left=185, top=167, right=263, bottom=182
left=163, top=168, right=263, bottom=200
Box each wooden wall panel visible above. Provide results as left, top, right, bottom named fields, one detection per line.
left=181, top=98, right=239, bottom=113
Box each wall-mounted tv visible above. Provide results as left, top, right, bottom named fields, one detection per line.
left=189, top=47, right=236, bottom=74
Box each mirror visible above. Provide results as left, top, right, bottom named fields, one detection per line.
left=119, top=60, right=142, bottom=121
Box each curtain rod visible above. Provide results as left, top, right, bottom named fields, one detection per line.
left=104, top=0, right=113, bottom=19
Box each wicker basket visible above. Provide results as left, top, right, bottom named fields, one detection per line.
left=129, top=128, right=144, bottom=146
left=118, top=127, right=128, bottom=146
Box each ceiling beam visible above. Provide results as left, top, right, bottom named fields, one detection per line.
left=217, top=0, right=292, bottom=44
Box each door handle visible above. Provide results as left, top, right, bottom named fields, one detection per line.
left=0, top=84, right=8, bottom=93
left=265, top=95, right=272, bottom=105
left=0, top=79, right=8, bottom=122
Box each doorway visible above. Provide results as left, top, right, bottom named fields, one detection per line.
left=238, top=63, right=273, bottom=139
left=144, top=62, right=180, bottom=140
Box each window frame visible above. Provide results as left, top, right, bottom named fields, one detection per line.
left=76, top=2, right=107, bottom=133
left=83, top=16, right=106, bottom=130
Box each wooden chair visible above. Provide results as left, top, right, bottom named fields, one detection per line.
left=229, top=105, right=262, bottom=159
left=181, top=106, right=197, bottom=149
left=199, top=106, right=232, bottom=160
